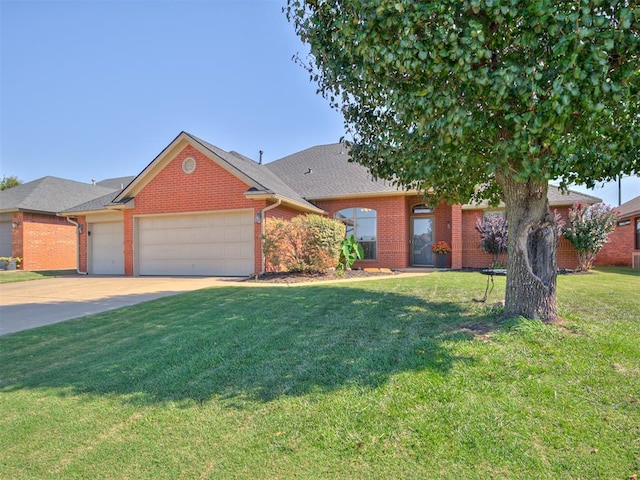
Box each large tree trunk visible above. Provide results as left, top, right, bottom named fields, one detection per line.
left=498, top=175, right=558, bottom=322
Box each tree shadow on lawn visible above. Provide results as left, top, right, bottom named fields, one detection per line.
left=0, top=283, right=507, bottom=406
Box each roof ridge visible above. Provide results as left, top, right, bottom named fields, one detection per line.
left=182, top=132, right=269, bottom=190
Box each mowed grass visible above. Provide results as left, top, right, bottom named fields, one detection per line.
left=1, top=269, right=638, bottom=479
left=0, top=270, right=77, bottom=284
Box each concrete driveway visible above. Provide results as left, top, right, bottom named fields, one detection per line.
left=0, top=275, right=241, bottom=335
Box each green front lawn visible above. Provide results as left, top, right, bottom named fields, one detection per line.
left=1, top=269, right=638, bottom=479
left=0, top=270, right=77, bottom=284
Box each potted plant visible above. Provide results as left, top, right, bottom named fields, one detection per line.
left=431, top=241, right=451, bottom=268
left=0, top=257, right=20, bottom=270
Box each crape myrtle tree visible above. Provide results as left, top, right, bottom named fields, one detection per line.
left=563, top=202, right=619, bottom=271
left=285, top=0, right=639, bottom=321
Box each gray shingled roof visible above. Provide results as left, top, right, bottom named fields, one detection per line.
left=97, top=176, right=136, bottom=190
left=546, top=185, right=602, bottom=206
left=618, top=195, right=640, bottom=219
left=462, top=185, right=602, bottom=209
left=266, top=143, right=401, bottom=199
left=61, top=191, right=122, bottom=214
left=185, top=133, right=322, bottom=211
left=264, top=143, right=601, bottom=207
left=0, top=176, right=117, bottom=214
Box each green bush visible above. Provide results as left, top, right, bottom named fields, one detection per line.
left=263, top=215, right=345, bottom=273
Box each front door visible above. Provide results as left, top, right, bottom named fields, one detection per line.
left=412, top=217, right=434, bottom=266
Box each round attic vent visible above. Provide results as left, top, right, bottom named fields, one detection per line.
left=182, top=157, right=196, bottom=174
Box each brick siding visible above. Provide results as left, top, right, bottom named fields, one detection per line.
left=594, top=216, right=638, bottom=267
left=315, top=196, right=411, bottom=269
left=14, top=212, right=77, bottom=271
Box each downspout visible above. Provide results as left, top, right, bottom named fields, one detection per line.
left=66, top=217, right=88, bottom=275
left=260, top=199, right=281, bottom=274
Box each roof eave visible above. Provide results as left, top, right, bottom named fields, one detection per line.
left=620, top=208, right=640, bottom=220
left=106, top=198, right=135, bottom=211
left=58, top=209, right=109, bottom=217
left=307, top=190, right=417, bottom=201
left=2, top=207, right=58, bottom=215
left=0, top=208, right=19, bottom=214
left=244, top=191, right=325, bottom=214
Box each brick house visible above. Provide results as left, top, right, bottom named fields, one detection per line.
left=56, top=131, right=603, bottom=276
left=595, top=195, right=640, bottom=268
left=0, top=176, right=131, bottom=270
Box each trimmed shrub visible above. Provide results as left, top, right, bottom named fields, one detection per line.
left=263, top=214, right=345, bottom=273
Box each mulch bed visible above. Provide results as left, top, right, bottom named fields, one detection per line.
left=246, top=269, right=395, bottom=284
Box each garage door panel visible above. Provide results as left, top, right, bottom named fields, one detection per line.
left=0, top=222, right=12, bottom=257
left=138, top=212, right=254, bottom=276
left=91, top=222, right=124, bottom=274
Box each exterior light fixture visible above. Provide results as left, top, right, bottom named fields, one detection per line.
left=11, top=221, right=19, bottom=229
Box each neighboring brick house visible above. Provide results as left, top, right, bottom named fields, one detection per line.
left=595, top=195, right=640, bottom=268
left=55, top=131, right=603, bottom=276
left=0, top=176, right=130, bottom=270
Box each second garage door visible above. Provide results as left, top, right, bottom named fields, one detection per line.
left=0, top=221, right=12, bottom=257
left=137, top=211, right=254, bottom=276
left=90, top=221, right=125, bottom=274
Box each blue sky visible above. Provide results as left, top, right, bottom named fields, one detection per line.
left=1, top=0, right=637, bottom=206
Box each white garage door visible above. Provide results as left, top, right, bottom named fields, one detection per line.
left=137, top=211, right=254, bottom=276
left=0, top=222, right=12, bottom=257
left=90, top=222, right=124, bottom=274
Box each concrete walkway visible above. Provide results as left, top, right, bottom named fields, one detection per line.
left=0, top=276, right=241, bottom=335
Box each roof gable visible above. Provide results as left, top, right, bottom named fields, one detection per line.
left=113, top=132, right=322, bottom=213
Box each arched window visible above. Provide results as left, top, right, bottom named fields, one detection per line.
left=334, top=208, right=377, bottom=260
left=412, top=204, right=433, bottom=214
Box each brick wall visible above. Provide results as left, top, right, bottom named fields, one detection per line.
left=77, top=216, right=89, bottom=272
left=451, top=204, right=463, bottom=269
left=315, top=195, right=410, bottom=269
left=311, top=195, right=460, bottom=270
left=266, top=204, right=301, bottom=222
left=18, top=212, right=77, bottom=270
left=594, top=216, right=637, bottom=267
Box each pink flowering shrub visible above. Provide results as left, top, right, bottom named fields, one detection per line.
left=562, top=202, right=618, bottom=271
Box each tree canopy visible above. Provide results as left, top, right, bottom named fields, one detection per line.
left=286, top=0, right=639, bottom=204
left=1, top=176, right=22, bottom=191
